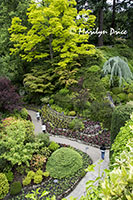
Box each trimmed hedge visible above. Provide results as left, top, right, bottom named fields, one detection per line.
left=111, top=104, right=133, bottom=145
left=10, top=181, right=22, bottom=195
left=46, top=147, right=83, bottom=179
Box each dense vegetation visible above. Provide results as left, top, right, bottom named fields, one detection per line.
left=0, top=0, right=133, bottom=199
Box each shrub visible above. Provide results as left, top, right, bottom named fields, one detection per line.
left=49, top=99, right=54, bottom=105
left=111, top=104, right=133, bottom=145
left=111, top=87, right=122, bottom=94
left=36, top=169, right=43, bottom=176
left=48, top=141, right=60, bottom=152
left=43, top=171, right=49, bottom=177
left=128, top=93, right=133, bottom=101
left=68, top=111, right=76, bottom=116
left=111, top=113, right=133, bottom=164
left=0, top=158, right=8, bottom=172
left=5, top=171, right=14, bottom=182
left=0, top=173, right=9, bottom=199
left=40, top=97, right=49, bottom=104
left=117, top=93, right=127, bottom=102
left=59, top=88, right=69, bottom=95
left=0, top=77, right=22, bottom=113
left=22, top=176, right=31, bottom=186
left=40, top=147, right=51, bottom=158
left=69, top=118, right=84, bottom=131
left=87, top=65, right=100, bottom=73
left=34, top=175, right=43, bottom=184
left=30, top=154, right=46, bottom=170
left=89, top=100, right=113, bottom=130
left=36, top=133, right=50, bottom=147
left=10, top=181, right=22, bottom=195
left=27, top=171, right=35, bottom=179
left=46, top=147, right=83, bottom=179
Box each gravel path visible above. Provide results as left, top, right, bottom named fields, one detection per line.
left=28, top=110, right=109, bottom=199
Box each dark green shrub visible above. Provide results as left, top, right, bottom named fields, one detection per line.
left=117, top=93, right=127, bottom=102
left=36, top=133, right=50, bottom=147
left=10, top=181, right=22, bottom=195
left=5, top=171, right=14, bottom=182
left=69, top=118, right=84, bottom=130
left=111, top=87, right=122, bottom=95
left=0, top=173, right=9, bottom=199
left=0, top=158, right=8, bottom=172
left=128, top=93, right=133, bottom=101
left=111, top=104, right=133, bottom=145
left=48, top=141, right=60, bottom=152
left=46, top=147, right=83, bottom=179
left=88, top=100, right=113, bottom=129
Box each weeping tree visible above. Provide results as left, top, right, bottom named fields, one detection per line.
left=102, top=56, right=133, bottom=87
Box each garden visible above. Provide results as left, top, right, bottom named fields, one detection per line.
left=0, top=0, right=133, bottom=199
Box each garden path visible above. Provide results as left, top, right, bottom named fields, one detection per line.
left=28, top=110, right=109, bottom=200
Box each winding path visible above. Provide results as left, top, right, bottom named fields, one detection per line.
left=28, top=110, right=109, bottom=199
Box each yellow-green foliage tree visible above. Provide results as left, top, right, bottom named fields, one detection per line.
left=9, top=0, right=96, bottom=92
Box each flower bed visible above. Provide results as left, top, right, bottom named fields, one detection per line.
left=46, top=122, right=111, bottom=148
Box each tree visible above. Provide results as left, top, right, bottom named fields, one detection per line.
left=102, top=56, right=133, bottom=87
left=0, top=77, right=22, bottom=112
left=0, top=0, right=30, bottom=82
left=9, top=0, right=96, bottom=68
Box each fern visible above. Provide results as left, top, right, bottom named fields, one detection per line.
left=102, top=56, right=133, bottom=87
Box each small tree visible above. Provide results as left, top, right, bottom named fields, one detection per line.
left=102, top=56, right=133, bottom=87
left=0, top=77, right=22, bottom=112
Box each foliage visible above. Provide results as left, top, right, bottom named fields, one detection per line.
left=40, top=147, right=51, bottom=159
left=111, top=113, right=133, bottom=164
left=10, top=181, right=22, bottom=195
left=0, top=173, right=9, bottom=199
left=46, top=147, right=83, bottom=179
left=48, top=141, right=60, bottom=152
left=25, top=188, right=49, bottom=200
left=68, top=111, right=76, bottom=116
left=0, top=77, right=22, bottom=113
left=69, top=118, right=84, bottom=130
left=102, top=56, right=133, bottom=87
left=34, top=175, right=43, bottom=184
left=88, top=100, right=113, bottom=130
left=27, top=171, right=35, bottom=179
left=22, top=176, right=31, bottom=186
left=30, top=154, right=46, bottom=170
left=0, top=118, right=43, bottom=166
left=111, top=104, right=133, bottom=145
left=36, top=133, right=50, bottom=147
left=5, top=170, right=14, bottom=182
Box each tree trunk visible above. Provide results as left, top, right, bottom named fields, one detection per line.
left=111, top=0, right=116, bottom=28
left=98, top=7, right=103, bottom=46
left=49, top=34, right=53, bottom=60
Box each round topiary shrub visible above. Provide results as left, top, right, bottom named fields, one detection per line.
left=46, top=147, right=83, bottom=179
left=0, top=173, right=9, bottom=199
left=10, top=181, right=22, bottom=195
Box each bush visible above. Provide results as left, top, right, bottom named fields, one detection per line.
left=43, top=171, right=49, bottom=177
left=89, top=100, right=113, bottom=130
left=40, top=147, right=51, bottom=158
left=111, top=87, right=122, bottom=94
left=10, top=181, right=22, bottom=195
left=59, top=88, right=69, bottom=95
left=46, top=147, right=83, bottom=179
left=111, top=104, right=133, bottom=145
left=5, top=171, right=14, bottom=182
left=111, top=113, right=133, bottom=164
left=69, top=118, right=84, bottom=131
left=34, top=175, right=43, bottom=184
left=49, top=99, right=54, bottom=105
left=117, top=93, right=127, bottom=102
left=30, top=154, right=46, bottom=170
left=36, top=169, right=43, bottom=176
left=27, top=171, right=35, bottom=179
left=128, top=93, right=133, bottom=101
left=68, top=111, right=76, bottom=116
left=48, top=141, right=60, bottom=152
left=0, top=173, right=9, bottom=199
left=40, top=97, right=49, bottom=104
left=36, top=133, right=50, bottom=147
left=22, top=176, right=31, bottom=186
